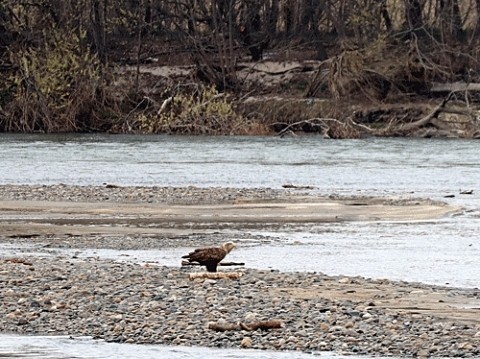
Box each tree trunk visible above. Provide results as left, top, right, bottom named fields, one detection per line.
left=91, top=0, right=106, bottom=63
left=381, top=0, right=392, bottom=32
left=300, top=0, right=317, bottom=35
left=405, top=0, right=423, bottom=31
left=477, top=0, right=480, bottom=31
left=0, top=4, right=9, bottom=53
left=438, top=0, right=464, bottom=41
left=283, top=0, right=294, bottom=35
left=239, top=1, right=266, bottom=61
left=320, top=0, right=347, bottom=39
left=267, top=0, right=280, bottom=37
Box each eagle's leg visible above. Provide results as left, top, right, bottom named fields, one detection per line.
left=206, top=262, right=218, bottom=272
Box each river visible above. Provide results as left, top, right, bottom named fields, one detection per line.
left=1, top=134, right=479, bottom=200
left=0, top=134, right=478, bottom=358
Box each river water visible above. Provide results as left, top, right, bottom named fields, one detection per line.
left=1, top=134, right=479, bottom=198
left=0, top=334, right=365, bottom=359
left=0, top=134, right=478, bottom=358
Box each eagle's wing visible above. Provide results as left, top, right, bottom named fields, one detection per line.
left=183, top=247, right=227, bottom=263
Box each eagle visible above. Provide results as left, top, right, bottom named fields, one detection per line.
left=182, top=242, right=236, bottom=272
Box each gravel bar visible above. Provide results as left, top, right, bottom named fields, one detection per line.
left=0, top=184, right=302, bottom=205
left=1, top=257, right=479, bottom=357
left=0, top=184, right=478, bottom=357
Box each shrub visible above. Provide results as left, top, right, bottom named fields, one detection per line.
left=2, top=29, right=112, bottom=132
left=135, top=85, right=244, bottom=135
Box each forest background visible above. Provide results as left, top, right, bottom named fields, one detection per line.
left=1, top=0, right=480, bottom=138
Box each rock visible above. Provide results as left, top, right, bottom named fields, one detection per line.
left=110, top=314, right=123, bottom=321
left=320, top=323, right=330, bottom=331
left=17, top=298, right=27, bottom=305
left=458, top=342, right=473, bottom=350
left=417, top=349, right=429, bottom=357
left=241, top=337, right=253, bottom=348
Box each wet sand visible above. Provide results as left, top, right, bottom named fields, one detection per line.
left=0, top=189, right=460, bottom=237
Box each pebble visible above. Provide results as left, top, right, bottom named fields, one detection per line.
left=0, top=257, right=478, bottom=357
left=0, top=185, right=478, bottom=357
left=0, top=184, right=301, bottom=205
left=240, top=337, right=253, bottom=348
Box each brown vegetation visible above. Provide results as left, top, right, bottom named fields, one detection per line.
left=1, top=0, right=480, bottom=137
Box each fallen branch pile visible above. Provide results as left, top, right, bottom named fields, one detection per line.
left=269, top=92, right=480, bottom=138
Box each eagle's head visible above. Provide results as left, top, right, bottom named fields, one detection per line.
left=222, top=242, right=236, bottom=254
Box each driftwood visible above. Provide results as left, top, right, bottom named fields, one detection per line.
left=208, top=322, right=239, bottom=331
left=189, top=272, right=243, bottom=280
left=275, top=117, right=369, bottom=138
left=157, top=96, right=174, bottom=115
left=431, top=82, right=480, bottom=93
left=282, top=184, right=315, bottom=189
left=276, top=118, right=333, bottom=137
left=4, top=258, right=33, bottom=266
left=240, top=320, right=285, bottom=331
left=264, top=86, right=478, bottom=138
left=208, top=319, right=284, bottom=332
left=398, top=93, right=453, bottom=133
left=182, top=260, right=244, bottom=268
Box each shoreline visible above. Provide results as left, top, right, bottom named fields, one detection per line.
left=0, top=184, right=478, bottom=357
left=1, top=257, right=479, bottom=357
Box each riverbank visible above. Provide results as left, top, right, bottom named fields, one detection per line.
left=0, top=185, right=478, bottom=357
left=1, top=257, right=479, bottom=357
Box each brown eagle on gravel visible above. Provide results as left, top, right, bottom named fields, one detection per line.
left=182, top=242, right=236, bottom=272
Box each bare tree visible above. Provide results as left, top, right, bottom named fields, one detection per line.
left=437, top=0, right=464, bottom=40
left=90, top=0, right=107, bottom=62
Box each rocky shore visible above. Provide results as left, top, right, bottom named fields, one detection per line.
left=1, top=257, right=479, bottom=357
left=0, top=183, right=447, bottom=206
left=0, top=184, right=479, bottom=357
left=0, top=184, right=300, bottom=205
